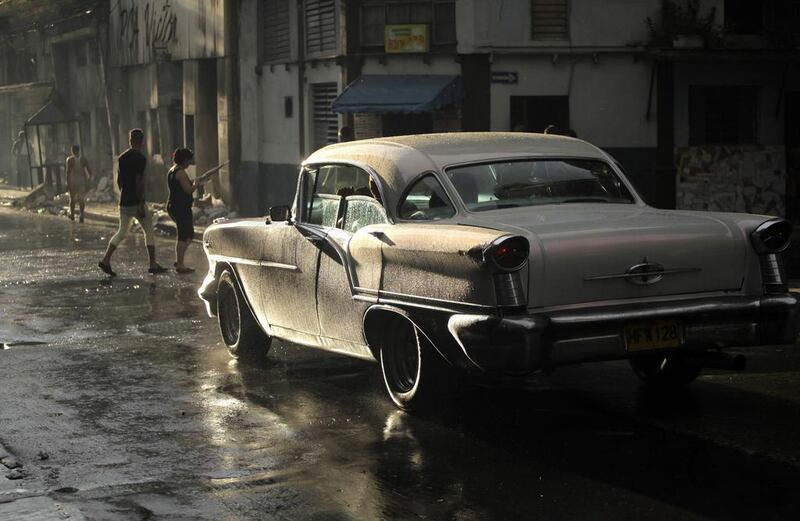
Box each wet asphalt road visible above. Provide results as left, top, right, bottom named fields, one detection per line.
left=1, top=207, right=800, bottom=520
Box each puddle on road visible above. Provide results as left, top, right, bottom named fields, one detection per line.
left=1, top=340, right=48, bottom=349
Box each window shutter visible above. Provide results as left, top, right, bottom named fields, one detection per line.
left=306, top=0, right=337, bottom=56
left=312, top=83, right=339, bottom=151
left=531, top=0, right=569, bottom=40
left=263, top=0, right=291, bottom=62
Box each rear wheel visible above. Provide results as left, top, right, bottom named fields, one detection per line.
left=630, top=353, right=702, bottom=388
left=379, top=316, right=453, bottom=411
left=217, top=270, right=271, bottom=361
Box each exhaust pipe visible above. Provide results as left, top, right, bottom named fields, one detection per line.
left=687, top=352, right=747, bottom=372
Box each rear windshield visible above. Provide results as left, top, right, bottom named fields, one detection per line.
left=446, top=159, right=635, bottom=212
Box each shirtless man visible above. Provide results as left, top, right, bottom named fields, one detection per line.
left=66, top=145, right=92, bottom=222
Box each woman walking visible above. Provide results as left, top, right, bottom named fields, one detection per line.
left=167, top=148, right=203, bottom=273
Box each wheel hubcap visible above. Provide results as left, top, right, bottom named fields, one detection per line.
left=386, top=324, right=419, bottom=393
left=218, top=282, right=240, bottom=346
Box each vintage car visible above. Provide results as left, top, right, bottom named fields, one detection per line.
left=199, top=133, right=798, bottom=410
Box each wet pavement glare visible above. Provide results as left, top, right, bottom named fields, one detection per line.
left=1, top=208, right=800, bottom=520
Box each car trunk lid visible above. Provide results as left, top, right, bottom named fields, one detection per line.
left=460, top=204, right=747, bottom=308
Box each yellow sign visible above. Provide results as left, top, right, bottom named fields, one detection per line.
left=385, top=24, right=429, bottom=53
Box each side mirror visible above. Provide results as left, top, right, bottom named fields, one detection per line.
left=268, top=205, right=292, bottom=223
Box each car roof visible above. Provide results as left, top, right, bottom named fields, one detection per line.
left=303, top=132, right=614, bottom=215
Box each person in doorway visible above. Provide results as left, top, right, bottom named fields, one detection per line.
left=11, top=131, right=29, bottom=188
left=98, top=128, right=167, bottom=277
left=65, top=145, right=93, bottom=222
left=166, top=147, right=204, bottom=273
left=338, top=126, right=354, bottom=143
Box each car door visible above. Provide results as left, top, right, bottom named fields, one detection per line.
left=313, top=165, right=388, bottom=354
left=253, top=168, right=323, bottom=339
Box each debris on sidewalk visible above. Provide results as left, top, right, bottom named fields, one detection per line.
left=85, top=174, right=116, bottom=204
left=5, top=468, right=25, bottom=480
left=1, top=456, right=22, bottom=470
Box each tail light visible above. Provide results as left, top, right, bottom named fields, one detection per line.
left=486, top=236, right=529, bottom=308
left=752, top=219, right=792, bottom=294
left=751, top=219, right=792, bottom=253
left=487, top=236, right=529, bottom=272
left=760, top=254, right=788, bottom=294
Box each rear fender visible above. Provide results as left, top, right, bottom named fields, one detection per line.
left=363, top=304, right=477, bottom=370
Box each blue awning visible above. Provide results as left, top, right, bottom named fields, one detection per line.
left=331, top=75, right=463, bottom=114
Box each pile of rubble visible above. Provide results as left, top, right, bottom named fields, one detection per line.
left=12, top=184, right=66, bottom=216
left=85, top=174, right=116, bottom=203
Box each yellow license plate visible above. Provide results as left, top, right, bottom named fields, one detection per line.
left=624, top=320, right=683, bottom=352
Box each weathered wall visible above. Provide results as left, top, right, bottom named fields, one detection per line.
left=676, top=145, right=786, bottom=216
left=457, top=0, right=658, bottom=52
left=109, top=0, right=226, bottom=66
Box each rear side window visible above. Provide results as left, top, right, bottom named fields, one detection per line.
left=305, top=164, right=379, bottom=228
left=342, top=196, right=388, bottom=233
left=398, top=174, right=456, bottom=220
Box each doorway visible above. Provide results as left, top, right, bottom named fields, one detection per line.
left=510, top=96, right=570, bottom=133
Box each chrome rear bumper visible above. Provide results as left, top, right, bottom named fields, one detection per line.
left=448, top=293, right=800, bottom=372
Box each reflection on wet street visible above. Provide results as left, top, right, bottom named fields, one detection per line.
left=1, top=208, right=800, bottom=520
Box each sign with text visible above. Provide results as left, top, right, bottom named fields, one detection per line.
left=491, top=71, right=519, bottom=84
left=385, top=24, right=429, bottom=53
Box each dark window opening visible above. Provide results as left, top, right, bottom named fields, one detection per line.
left=510, top=95, right=570, bottom=133
left=689, top=85, right=758, bottom=145
left=531, top=0, right=569, bottom=40
left=360, top=1, right=457, bottom=49
left=311, top=83, right=339, bottom=151
left=306, top=0, right=337, bottom=56
left=724, top=0, right=764, bottom=35
left=262, top=0, right=291, bottom=62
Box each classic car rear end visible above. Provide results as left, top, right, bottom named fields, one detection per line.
left=199, top=133, right=799, bottom=411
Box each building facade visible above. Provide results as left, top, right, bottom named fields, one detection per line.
left=0, top=0, right=111, bottom=189
left=3, top=0, right=798, bottom=222
left=105, top=0, right=235, bottom=203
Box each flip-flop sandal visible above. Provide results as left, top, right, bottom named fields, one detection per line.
left=98, top=261, right=116, bottom=277
left=175, top=267, right=196, bottom=274
left=148, top=265, right=168, bottom=274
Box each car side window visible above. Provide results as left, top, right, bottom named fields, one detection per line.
left=342, top=196, right=388, bottom=233
left=398, top=174, right=456, bottom=220
left=305, top=164, right=382, bottom=228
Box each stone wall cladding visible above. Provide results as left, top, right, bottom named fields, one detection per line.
left=676, top=145, right=786, bottom=217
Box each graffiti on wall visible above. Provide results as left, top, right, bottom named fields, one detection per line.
left=117, top=0, right=178, bottom=64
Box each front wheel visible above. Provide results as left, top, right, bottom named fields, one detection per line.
left=216, top=270, right=271, bottom=361
left=379, top=317, right=453, bottom=411
left=630, top=353, right=702, bottom=388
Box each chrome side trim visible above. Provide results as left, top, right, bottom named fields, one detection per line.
left=353, top=286, right=495, bottom=312
left=208, top=253, right=298, bottom=271
left=584, top=267, right=701, bottom=282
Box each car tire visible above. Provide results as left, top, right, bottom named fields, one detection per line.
left=630, top=353, right=702, bottom=388
left=216, top=270, right=271, bottom=361
left=379, top=317, right=453, bottom=411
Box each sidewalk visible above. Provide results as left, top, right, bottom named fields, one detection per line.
left=0, top=184, right=206, bottom=240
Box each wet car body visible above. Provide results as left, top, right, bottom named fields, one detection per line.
left=199, top=132, right=799, bottom=409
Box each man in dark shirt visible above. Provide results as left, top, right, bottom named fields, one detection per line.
left=98, top=128, right=167, bottom=276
